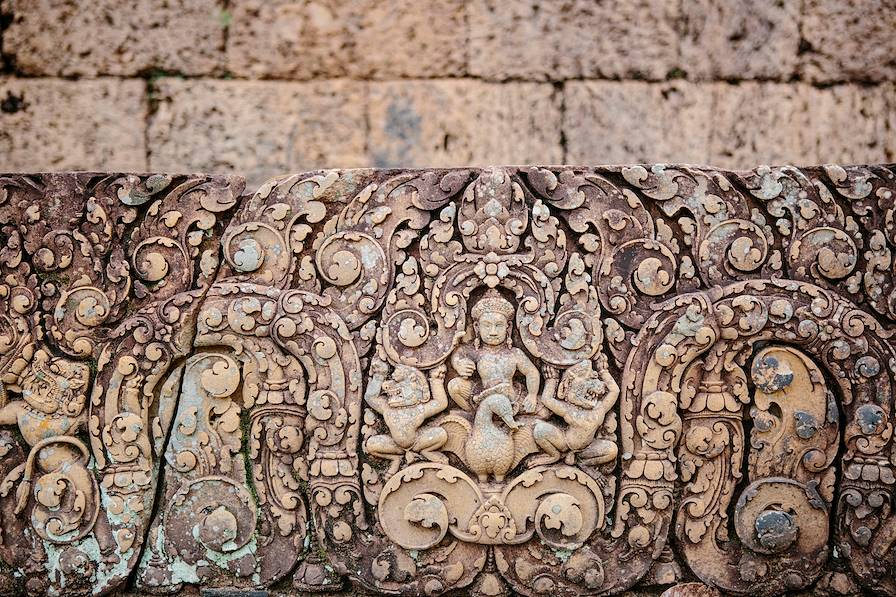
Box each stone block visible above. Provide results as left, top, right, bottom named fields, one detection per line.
left=800, top=0, right=896, bottom=82
left=147, top=79, right=367, bottom=190
left=564, top=81, right=713, bottom=165
left=468, top=0, right=679, bottom=81
left=709, top=82, right=893, bottom=169
left=804, top=84, right=893, bottom=165
left=3, top=0, right=225, bottom=76
left=709, top=82, right=815, bottom=169
left=366, top=80, right=563, bottom=167
left=566, top=81, right=894, bottom=170
left=0, top=77, right=146, bottom=171
left=885, top=83, right=896, bottom=161
left=0, top=0, right=6, bottom=71
left=227, top=0, right=466, bottom=79
left=679, top=0, right=800, bottom=80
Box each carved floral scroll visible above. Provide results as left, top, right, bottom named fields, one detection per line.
left=0, top=164, right=894, bottom=596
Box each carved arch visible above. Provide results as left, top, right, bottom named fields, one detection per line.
left=622, top=278, right=895, bottom=595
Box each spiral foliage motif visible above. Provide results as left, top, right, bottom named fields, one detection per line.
left=0, top=166, right=894, bottom=597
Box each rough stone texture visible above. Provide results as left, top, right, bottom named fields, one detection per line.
left=0, top=77, right=146, bottom=171
left=679, top=0, right=800, bottom=80
left=227, top=0, right=467, bottom=79
left=566, top=81, right=896, bottom=171
left=710, top=83, right=815, bottom=169
left=0, top=0, right=6, bottom=71
left=148, top=79, right=367, bottom=189
left=885, top=84, right=896, bottom=160
left=7, top=0, right=895, bottom=86
left=1, top=165, right=896, bottom=596
left=3, top=75, right=893, bottom=180
left=2, top=0, right=896, bottom=192
left=467, top=0, right=680, bottom=81
left=564, top=81, right=713, bottom=165
left=3, top=0, right=226, bottom=76
left=800, top=0, right=896, bottom=83
left=148, top=78, right=563, bottom=186
left=709, top=83, right=896, bottom=169
left=806, top=83, right=896, bottom=165
left=367, top=80, right=563, bottom=167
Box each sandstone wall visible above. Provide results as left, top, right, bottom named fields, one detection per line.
left=1, top=0, right=895, bottom=188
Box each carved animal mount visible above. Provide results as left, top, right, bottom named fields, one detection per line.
left=453, top=391, right=521, bottom=482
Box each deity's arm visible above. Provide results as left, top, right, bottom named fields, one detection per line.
left=541, top=374, right=569, bottom=418
left=594, top=365, right=620, bottom=422
left=539, top=369, right=564, bottom=415
left=599, top=366, right=619, bottom=403
left=363, top=372, right=387, bottom=414
left=450, top=346, right=474, bottom=377
left=449, top=349, right=462, bottom=371
left=516, top=349, right=541, bottom=397
left=540, top=390, right=568, bottom=418
left=425, top=365, right=449, bottom=417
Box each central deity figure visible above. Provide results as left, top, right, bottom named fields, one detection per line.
left=443, top=290, right=541, bottom=482
left=448, top=290, right=540, bottom=415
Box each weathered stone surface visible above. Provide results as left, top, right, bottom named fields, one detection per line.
left=800, top=0, right=896, bottom=83
left=468, top=0, right=680, bottom=81
left=564, top=81, right=713, bottom=165
left=710, top=83, right=815, bottom=169
left=0, top=77, right=146, bottom=171
left=147, top=79, right=367, bottom=190
left=709, top=83, right=895, bottom=169
left=679, top=0, right=800, bottom=80
left=2, top=0, right=226, bottom=76
left=3, top=1, right=896, bottom=180
left=561, top=81, right=896, bottom=171
left=227, top=0, right=466, bottom=79
left=0, top=171, right=244, bottom=595
left=0, top=0, right=6, bottom=72
left=805, top=83, right=896, bottom=165
left=2, top=163, right=896, bottom=596
left=367, top=80, right=563, bottom=167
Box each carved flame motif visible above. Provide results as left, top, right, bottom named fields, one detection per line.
left=0, top=165, right=894, bottom=597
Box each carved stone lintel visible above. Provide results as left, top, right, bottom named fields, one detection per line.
left=0, top=164, right=894, bottom=596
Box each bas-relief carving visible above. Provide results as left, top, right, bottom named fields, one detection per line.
left=0, top=165, right=894, bottom=596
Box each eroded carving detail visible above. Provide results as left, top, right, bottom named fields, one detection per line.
left=0, top=165, right=894, bottom=596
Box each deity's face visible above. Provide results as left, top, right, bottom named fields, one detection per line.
left=477, top=312, right=510, bottom=346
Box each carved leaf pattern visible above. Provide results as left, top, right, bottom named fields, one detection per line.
left=0, top=166, right=892, bottom=597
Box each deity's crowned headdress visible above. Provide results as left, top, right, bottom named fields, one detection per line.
left=471, top=289, right=515, bottom=321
